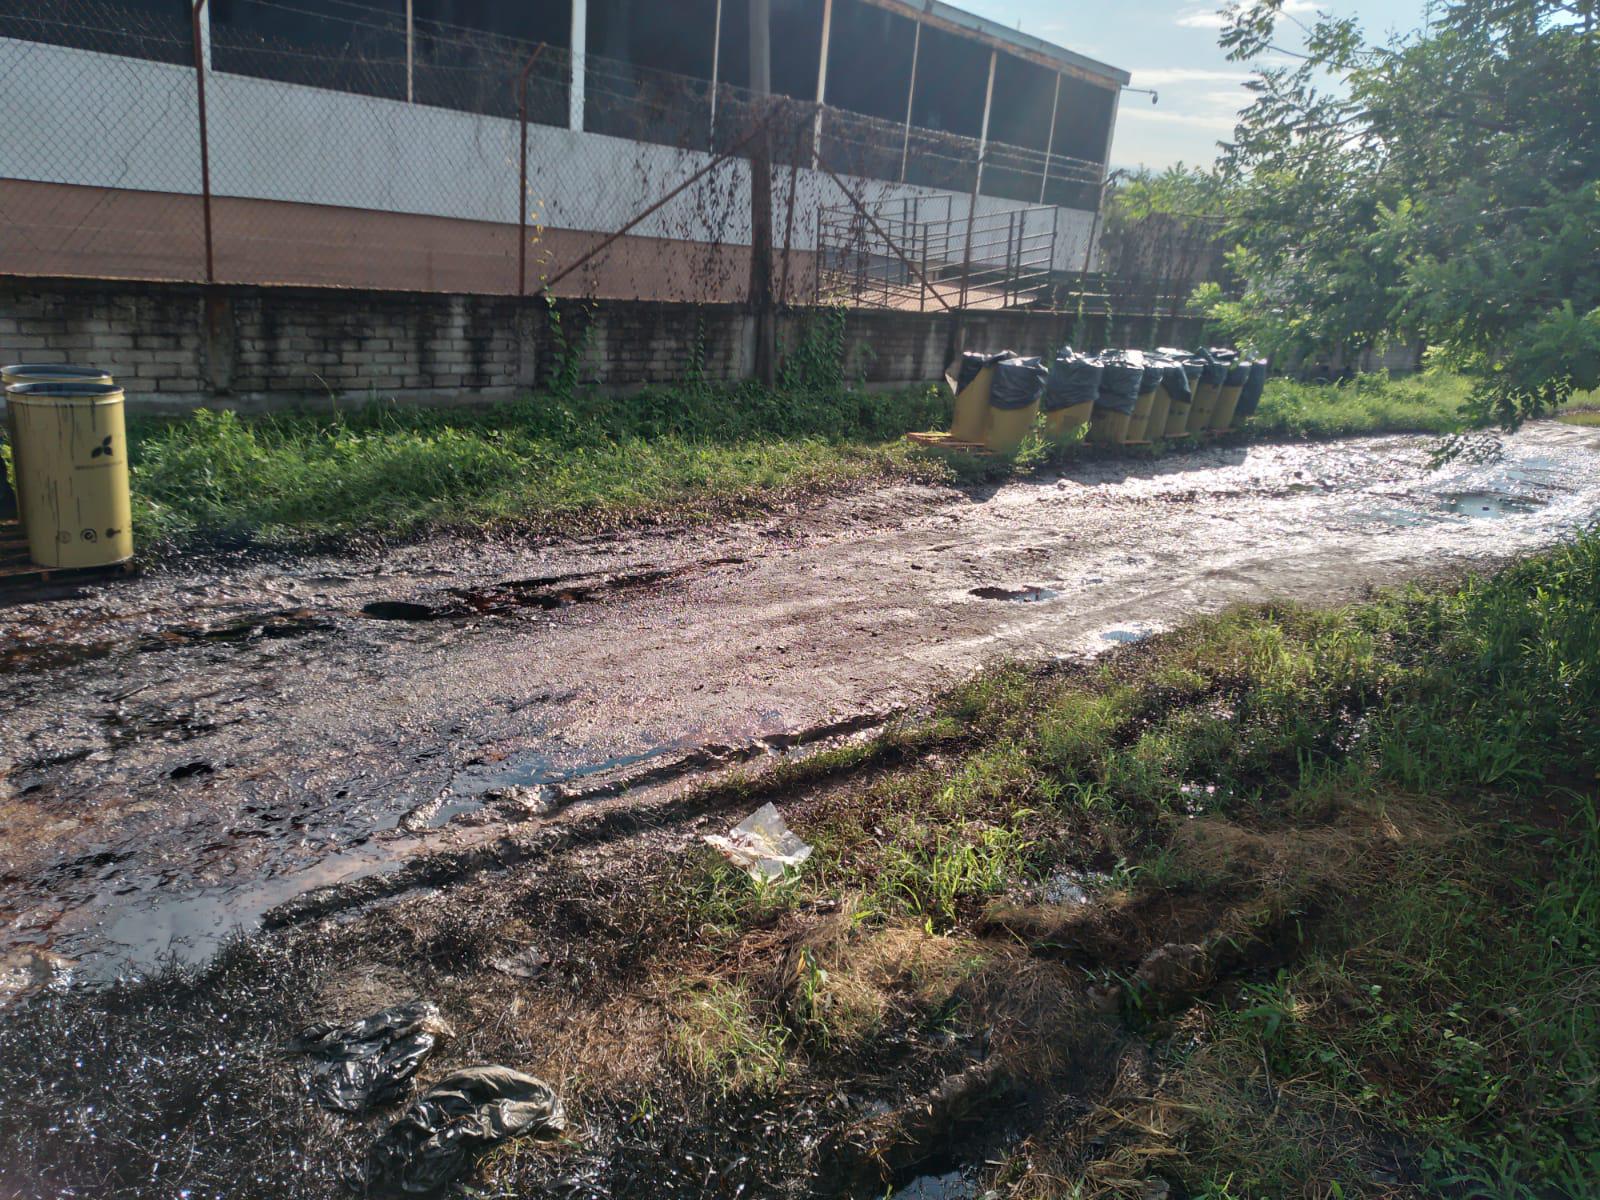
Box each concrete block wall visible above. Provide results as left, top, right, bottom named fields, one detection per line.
left=0, top=277, right=1212, bottom=413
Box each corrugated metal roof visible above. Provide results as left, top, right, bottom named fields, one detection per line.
left=862, top=0, right=1131, bottom=86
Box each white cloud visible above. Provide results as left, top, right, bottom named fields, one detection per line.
left=1132, top=67, right=1251, bottom=87
left=1118, top=108, right=1237, bottom=132
left=1175, top=7, right=1227, bottom=29
left=1177, top=0, right=1316, bottom=30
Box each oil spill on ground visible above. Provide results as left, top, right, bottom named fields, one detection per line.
left=361, top=557, right=746, bottom=622
left=970, top=585, right=1059, bottom=602
left=0, top=608, right=333, bottom=675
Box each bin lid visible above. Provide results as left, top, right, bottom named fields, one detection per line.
left=6, top=381, right=124, bottom=400
left=3, top=363, right=114, bottom=382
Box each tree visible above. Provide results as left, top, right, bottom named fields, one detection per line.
left=1100, top=167, right=1233, bottom=346
left=1212, top=0, right=1600, bottom=422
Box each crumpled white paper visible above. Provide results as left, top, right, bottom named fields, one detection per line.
left=703, top=802, right=813, bottom=883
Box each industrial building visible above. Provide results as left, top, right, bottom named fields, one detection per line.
left=0, top=0, right=1129, bottom=301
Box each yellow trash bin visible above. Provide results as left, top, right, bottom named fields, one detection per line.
left=1042, top=351, right=1101, bottom=444
left=1089, top=353, right=1142, bottom=446
left=1210, top=362, right=1250, bottom=433
left=1124, top=360, right=1163, bottom=444
left=985, top=356, right=1048, bottom=454
left=4, top=364, right=115, bottom=524
left=1144, top=359, right=1176, bottom=442
left=948, top=350, right=1014, bottom=444
left=1187, top=358, right=1227, bottom=434
left=7, top=380, right=133, bottom=569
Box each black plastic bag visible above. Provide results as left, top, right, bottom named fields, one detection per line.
left=1224, top=362, right=1250, bottom=388
left=1236, top=359, right=1269, bottom=417
left=1095, top=351, right=1144, bottom=415
left=357, top=1066, right=566, bottom=1195
left=953, top=349, right=1016, bottom=394
left=1158, top=358, right=1194, bottom=405
left=990, top=356, right=1049, bottom=410
left=1043, top=350, right=1103, bottom=412
left=288, top=1000, right=454, bottom=1115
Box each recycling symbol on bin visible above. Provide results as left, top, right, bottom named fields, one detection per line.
left=90, top=436, right=113, bottom=459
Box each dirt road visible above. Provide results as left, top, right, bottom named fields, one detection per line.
left=4, top=421, right=1598, bottom=987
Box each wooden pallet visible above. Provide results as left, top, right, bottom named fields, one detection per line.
left=0, top=519, right=135, bottom=590
left=905, top=431, right=1001, bottom=457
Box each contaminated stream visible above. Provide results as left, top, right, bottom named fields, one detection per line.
left=3, top=421, right=1599, bottom=993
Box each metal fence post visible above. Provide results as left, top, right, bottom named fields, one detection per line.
left=191, top=0, right=214, bottom=284
left=516, top=45, right=547, bottom=297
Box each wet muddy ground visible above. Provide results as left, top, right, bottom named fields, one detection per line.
left=3, top=421, right=1599, bottom=988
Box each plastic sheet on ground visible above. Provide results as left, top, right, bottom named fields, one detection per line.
left=357, top=1065, right=566, bottom=1195
left=704, top=802, right=813, bottom=883
left=1043, top=349, right=1103, bottom=412
left=287, top=1000, right=455, bottom=1115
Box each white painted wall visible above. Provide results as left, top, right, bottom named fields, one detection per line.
left=1, top=36, right=1100, bottom=270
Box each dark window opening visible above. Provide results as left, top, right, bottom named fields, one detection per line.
left=823, top=0, right=913, bottom=123
left=584, top=0, right=717, bottom=148
left=413, top=0, right=568, bottom=122
left=211, top=0, right=406, bottom=101
left=715, top=0, right=823, bottom=101
left=2, top=0, right=192, bottom=66
left=987, top=52, right=1054, bottom=152
left=907, top=24, right=985, bottom=140
left=1050, top=73, right=1115, bottom=163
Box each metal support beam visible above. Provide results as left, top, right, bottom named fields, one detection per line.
left=975, top=47, right=996, bottom=194
left=812, top=0, right=834, bottom=164
left=1039, top=71, right=1061, bottom=204
left=568, top=0, right=587, bottom=132
left=899, top=18, right=921, bottom=183
left=405, top=0, right=413, bottom=101
left=190, top=0, right=214, bottom=284
left=958, top=48, right=996, bottom=309
left=709, top=0, right=724, bottom=140
left=1081, top=88, right=1121, bottom=274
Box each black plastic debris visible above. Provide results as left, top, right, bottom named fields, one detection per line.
left=288, top=1000, right=454, bottom=1115
left=1043, top=349, right=1103, bottom=412
left=989, top=356, right=1049, bottom=409
left=357, top=1066, right=567, bottom=1195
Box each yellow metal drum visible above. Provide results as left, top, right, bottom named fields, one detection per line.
left=1042, top=400, right=1094, bottom=443
left=950, top=367, right=995, bottom=443
left=7, top=381, right=133, bottom=568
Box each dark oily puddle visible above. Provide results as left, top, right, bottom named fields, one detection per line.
left=0, top=607, right=334, bottom=675
left=360, top=557, right=745, bottom=622
left=970, top=585, right=1059, bottom=603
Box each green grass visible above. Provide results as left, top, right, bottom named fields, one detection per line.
left=1247, top=369, right=1473, bottom=438
left=125, top=382, right=951, bottom=553
left=779, top=529, right=1600, bottom=1196
left=120, top=369, right=1478, bottom=557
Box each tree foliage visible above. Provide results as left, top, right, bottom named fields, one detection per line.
left=1212, top=0, right=1600, bottom=422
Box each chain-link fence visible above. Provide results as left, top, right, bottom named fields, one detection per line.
left=0, top=0, right=1113, bottom=311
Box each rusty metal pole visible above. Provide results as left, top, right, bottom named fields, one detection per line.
left=516, top=45, right=547, bottom=296
left=748, top=0, right=775, bottom=384
left=191, top=0, right=214, bottom=284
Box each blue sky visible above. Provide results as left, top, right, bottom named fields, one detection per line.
left=956, top=0, right=1434, bottom=170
